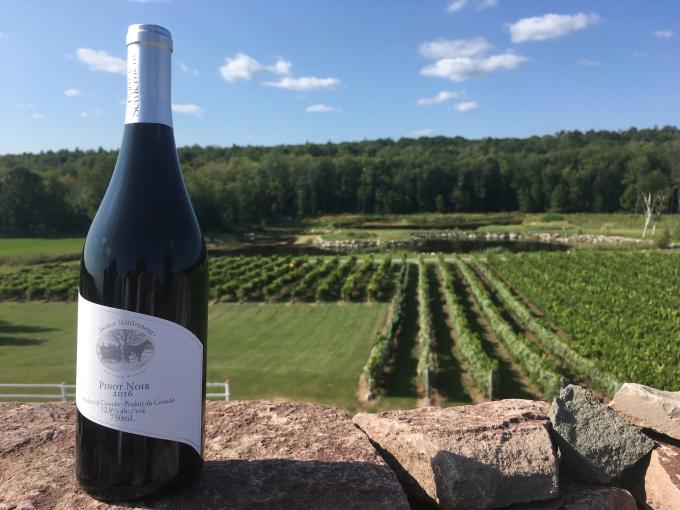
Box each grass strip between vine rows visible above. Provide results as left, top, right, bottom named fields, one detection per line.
left=453, top=255, right=563, bottom=398
left=473, top=259, right=621, bottom=397
left=436, top=254, right=498, bottom=399
left=362, top=256, right=408, bottom=396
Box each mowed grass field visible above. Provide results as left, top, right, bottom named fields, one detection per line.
left=0, top=301, right=388, bottom=412
left=0, top=237, right=83, bottom=258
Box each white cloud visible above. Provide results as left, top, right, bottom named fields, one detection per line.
left=411, top=129, right=434, bottom=137
left=421, top=53, right=527, bottom=82
left=219, top=54, right=292, bottom=82
left=419, top=36, right=492, bottom=59
left=508, top=13, right=601, bottom=43
left=172, top=103, right=204, bottom=117
left=0, top=32, right=5, bottom=38
left=64, top=88, right=81, bottom=97
left=305, top=104, right=339, bottom=113
left=76, top=48, right=126, bottom=74
left=577, top=59, right=600, bottom=67
left=654, top=29, right=674, bottom=39
left=220, top=53, right=337, bottom=91
left=32, top=112, right=45, bottom=119
left=16, top=103, right=34, bottom=109
left=80, top=108, right=101, bottom=119
left=417, top=90, right=461, bottom=106
left=266, top=58, right=292, bottom=75
left=447, top=0, right=467, bottom=12
left=219, top=53, right=262, bottom=81
left=452, top=101, right=479, bottom=111
left=632, top=51, right=646, bottom=60
left=179, top=62, right=199, bottom=77
left=264, top=76, right=341, bottom=91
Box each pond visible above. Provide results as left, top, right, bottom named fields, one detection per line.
left=210, top=238, right=567, bottom=257
left=413, top=239, right=569, bottom=253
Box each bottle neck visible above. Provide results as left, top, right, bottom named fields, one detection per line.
left=125, top=42, right=173, bottom=127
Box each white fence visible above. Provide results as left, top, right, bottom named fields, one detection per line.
left=0, top=381, right=230, bottom=401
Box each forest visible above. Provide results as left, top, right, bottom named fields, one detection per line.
left=1, top=126, right=679, bottom=235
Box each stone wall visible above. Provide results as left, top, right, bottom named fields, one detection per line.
left=317, top=231, right=641, bottom=252
left=0, top=383, right=677, bottom=509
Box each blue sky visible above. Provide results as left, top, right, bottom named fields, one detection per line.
left=1, top=0, right=679, bottom=154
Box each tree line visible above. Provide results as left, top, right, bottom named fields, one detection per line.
left=1, top=126, right=679, bottom=235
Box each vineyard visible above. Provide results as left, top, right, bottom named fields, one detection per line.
left=1, top=250, right=679, bottom=406
left=0, top=255, right=396, bottom=304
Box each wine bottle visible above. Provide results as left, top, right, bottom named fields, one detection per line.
left=75, top=24, right=208, bottom=501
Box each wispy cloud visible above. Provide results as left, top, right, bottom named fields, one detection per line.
left=654, top=29, right=674, bottom=39
left=76, top=48, right=126, bottom=74
left=32, top=112, right=45, bottom=119
left=508, top=13, right=601, bottom=43
left=0, top=32, right=5, bottom=39
left=16, top=103, right=34, bottom=109
left=419, top=37, right=492, bottom=59
left=219, top=53, right=291, bottom=82
left=447, top=0, right=467, bottom=12
left=80, top=108, right=101, bottom=119
left=477, top=0, right=497, bottom=9
left=264, top=76, right=341, bottom=91
left=411, top=129, right=434, bottom=137
left=447, top=0, right=497, bottom=13
left=452, top=101, right=479, bottom=111
left=632, top=51, right=646, bottom=60
left=305, top=104, right=339, bottom=113
left=180, top=62, right=199, bottom=77
left=416, top=90, right=462, bottom=106
left=172, top=103, right=204, bottom=117
left=64, top=88, right=81, bottom=97
left=577, top=59, right=600, bottom=67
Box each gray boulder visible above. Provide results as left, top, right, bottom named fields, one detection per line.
left=549, top=384, right=654, bottom=484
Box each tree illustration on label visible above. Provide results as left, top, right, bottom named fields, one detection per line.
left=97, top=328, right=155, bottom=372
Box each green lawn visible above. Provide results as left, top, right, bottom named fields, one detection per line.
left=0, top=301, right=389, bottom=412
left=0, top=237, right=83, bottom=262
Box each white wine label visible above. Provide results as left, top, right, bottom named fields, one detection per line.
left=76, top=294, right=203, bottom=454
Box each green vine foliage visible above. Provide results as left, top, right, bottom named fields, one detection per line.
left=454, top=255, right=563, bottom=398
left=436, top=254, right=499, bottom=399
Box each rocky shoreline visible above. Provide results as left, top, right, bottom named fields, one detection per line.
left=318, top=231, right=642, bottom=252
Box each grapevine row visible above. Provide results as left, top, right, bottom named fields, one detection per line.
left=290, top=257, right=340, bottom=300
left=366, top=257, right=393, bottom=301
left=341, top=256, right=374, bottom=301
left=316, top=257, right=356, bottom=301
left=472, top=259, right=620, bottom=396
left=416, top=256, right=436, bottom=399
left=453, top=256, right=563, bottom=398
left=362, top=257, right=409, bottom=397
left=436, top=255, right=499, bottom=399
